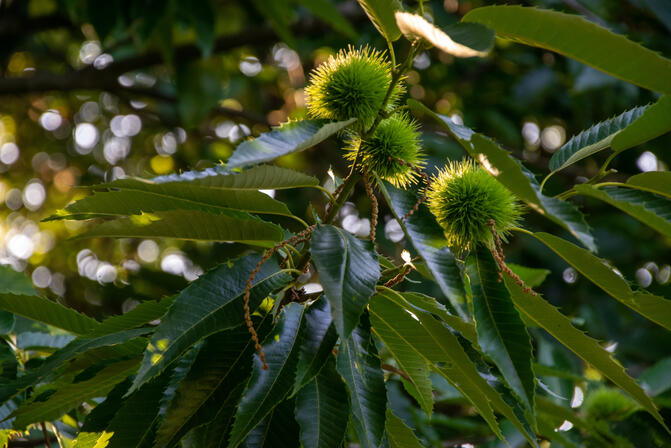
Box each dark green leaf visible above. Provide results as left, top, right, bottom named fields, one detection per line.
left=0, top=312, right=14, bottom=335
left=293, top=296, right=338, bottom=391
left=311, top=224, right=380, bottom=339
left=357, top=0, right=402, bottom=41
left=467, top=246, right=535, bottom=414
left=131, top=254, right=290, bottom=391
left=144, top=164, right=320, bottom=190
left=11, top=358, right=139, bottom=429
left=228, top=303, right=306, bottom=448
left=242, top=398, right=300, bottom=447
left=80, top=378, right=131, bottom=432
left=0, top=328, right=150, bottom=404
left=227, top=119, right=355, bottom=169
left=57, top=188, right=294, bottom=221
left=462, top=5, right=671, bottom=94
left=0, top=294, right=98, bottom=335
left=612, top=95, right=671, bottom=150
left=86, top=297, right=174, bottom=338
left=532, top=232, right=671, bottom=331
left=105, top=370, right=173, bottom=448
left=504, top=276, right=667, bottom=429
left=77, top=210, right=284, bottom=247
left=395, top=12, right=491, bottom=57
left=336, top=316, right=387, bottom=448
left=377, top=180, right=469, bottom=317
left=576, top=185, right=671, bottom=239
left=296, top=358, right=349, bottom=448
left=385, top=409, right=423, bottom=448
left=154, top=318, right=272, bottom=448
left=16, top=332, right=74, bottom=351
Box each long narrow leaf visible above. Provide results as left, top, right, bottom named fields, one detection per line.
left=462, top=5, right=671, bottom=94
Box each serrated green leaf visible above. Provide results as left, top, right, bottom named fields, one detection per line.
left=576, top=185, right=671, bottom=239
left=400, top=291, right=477, bottom=345
left=0, top=294, right=99, bottom=335
left=467, top=246, right=536, bottom=415
left=372, top=289, right=539, bottom=446
left=549, top=106, right=647, bottom=173
left=357, top=0, right=402, bottom=41
left=504, top=276, right=667, bottom=429
left=145, top=164, right=320, bottom=190
left=293, top=296, right=338, bottom=392
left=462, top=6, right=671, bottom=94
left=242, top=398, right=300, bottom=447
left=57, top=188, right=293, bottom=221
left=626, top=171, right=671, bottom=199
left=0, top=328, right=150, bottom=404
left=16, top=332, right=74, bottom=351
left=80, top=379, right=132, bottom=433
left=395, top=12, right=492, bottom=57
left=86, top=297, right=174, bottom=338
left=311, top=224, right=380, bottom=339
left=336, top=316, right=387, bottom=448
left=105, top=370, right=173, bottom=448
left=296, top=358, right=349, bottom=448
left=227, top=119, right=355, bottom=169
left=612, top=96, right=671, bottom=150
left=369, top=291, right=505, bottom=442
left=532, top=232, right=671, bottom=331
left=0, top=265, right=37, bottom=296
left=370, top=292, right=434, bottom=417
left=228, top=303, right=306, bottom=448
left=154, top=319, right=272, bottom=448
left=131, top=254, right=291, bottom=392
left=11, top=358, right=139, bottom=429
left=377, top=181, right=468, bottom=317
left=385, top=409, right=423, bottom=448
left=76, top=211, right=284, bottom=247
left=410, top=99, right=597, bottom=252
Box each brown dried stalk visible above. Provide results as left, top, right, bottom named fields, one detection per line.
left=487, top=219, right=538, bottom=296
left=243, top=225, right=316, bottom=370
left=363, top=171, right=379, bottom=244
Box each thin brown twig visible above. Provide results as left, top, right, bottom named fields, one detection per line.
left=40, top=423, right=51, bottom=448
left=487, top=220, right=538, bottom=296
left=381, top=363, right=411, bottom=381
left=363, top=171, right=378, bottom=244
left=243, top=225, right=316, bottom=370
left=384, top=265, right=413, bottom=288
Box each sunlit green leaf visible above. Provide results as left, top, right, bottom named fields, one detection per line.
left=463, top=5, right=671, bottom=94
left=626, top=171, right=671, bottom=199
left=0, top=294, right=98, bottom=335
left=227, top=119, right=355, bottom=168
left=357, top=0, right=402, bottom=41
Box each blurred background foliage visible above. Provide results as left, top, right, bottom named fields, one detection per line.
left=1, top=0, right=670, bottom=444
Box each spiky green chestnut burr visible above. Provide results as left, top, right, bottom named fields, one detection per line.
left=305, top=46, right=401, bottom=131
left=345, top=114, right=425, bottom=188
left=427, top=160, right=521, bottom=252
left=584, top=388, right=637, bottom=421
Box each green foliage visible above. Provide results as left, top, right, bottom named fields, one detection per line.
left=428, top=160, right=522, bottom=251
left=2, top=1, right=671, bottom=446
left=462, top=5, right=671, bottom=94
